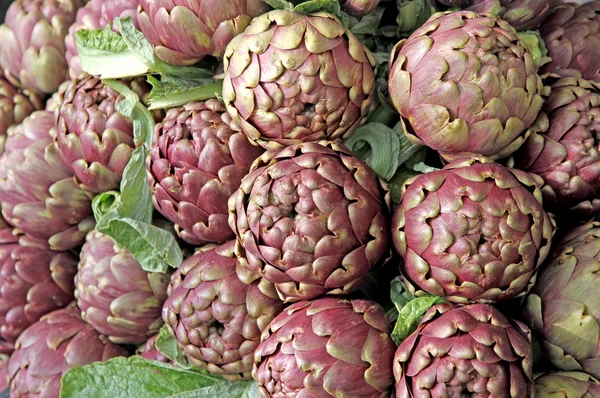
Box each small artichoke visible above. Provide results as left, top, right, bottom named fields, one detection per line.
left=75, top=230, right=170, bottom=345
left=0, top=226, right=77, bottom=345
left=540, top=2, right=600, bottom=82
left=137, top=0, right=269, bottom=66
left=0, top=70, right=43, bottom=146
left=65, top=0, right=138, bottom=80
left=339, top=0, right=381, bottom=16
left=510, top=72, right=600, bottom=220
left=223, top=10, right=376, bottom=149
left=53, top=76, right=145, bottom=194
left=253, top=297, right=396, bottom=397
left=394, top=303, right=533, bottom=397
left=8, top=305, right=128, bottom=397
left=0, top=0, right=84, bottom=95
left=388, top=11, right=544, bottom=161
left=229, top=141, right=391, bottom=302
left=0, top=111, right=95, bottom=251
left=147, top=100, right=264, bottom=246
left=524, top=221, right=600, bottom=380
left=392, top=157, right=555, bottom=303
left=535, top=372, right=600, bottom=397
left=163, top=241, right=283, bottom=379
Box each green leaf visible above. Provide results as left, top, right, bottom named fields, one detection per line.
left=169, top=381, right=259, bottom=398
left=344, top=123, right=400, bottom=181
left=387, top=167, right=418, bottom=208
left=147, top=76, right=223, bottom=110
left=60, top=356, right=223, bottom=398
left=155, top=325, right=193, bottom=369
left=350, top=8, right=384, bottom=35
left=263, top=0, right=295, bottom=10
left=293, top=0, right=341, bottom=15
left=397, top=0, right=437, bottom=37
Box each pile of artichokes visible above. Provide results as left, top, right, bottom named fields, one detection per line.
left=0, top=0, right=598, bottom=397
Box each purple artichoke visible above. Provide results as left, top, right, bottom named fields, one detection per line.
left=75, top=230, right=170, bottom=345
left=392, top=157, right=555, bottom=303
left=339, top=0, right=381, bottom=16
left=8, top=305, right=128, bottom=397
left=137, top=0, right=270, bottom=66
left=510, top=71, right=600, bottom=220
left=0, top=110, right=95, bottom=251
left=229, top=141, right=391, bottom=303
left=64, top=0, right=138, bottom=80
left=53, top=76, right=146, bottom=194
left=0, top=227, right=77, bottom=346
left=524, top=221, right=600, bottom=380
left=0, top=0, right=85, bottom=95
left=253, top=297, right=396, bottom=397
left=222, top=10, right=377, bottom=149
left=394, top=303, right=533, bottom=397
left=147, top=100, right=264, bottom=246
left=535, top=372, right=600, bottom=397
left=388, top=11, right=544, bottom=161
left=540, top=2, right=600, bottom=82
left=163, top=241, right=283, bottom=379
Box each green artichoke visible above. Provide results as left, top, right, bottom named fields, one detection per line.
left=137, top=0, right=269, bottom=66
left=0, top=0, right=85, bottom=95
left=147, top=100, right=264, bottom=246
left=392, top=157, right=555, bottom=303
left=535, top=372, right=600, bottom=397
left=524, top=221, right=600, bottom=380
left=253, top=297, right=396, bottom=397
left=229, top=141, right=391, bottom=302
left=540, top=2, right=600, bottom=82
left=53, top=76, right=147, bottom=194
left=510, top=72, right=600, bottom=220
left=163, top=241, right=283, bottom=379
left=75, top=230, right=170, bottom=345
left=388, top=11, right=544, bottom=161
left=222, top=10, right=377, bottom=149
left=394, top=303, right=533, bottom=397
left=339, top=0, right=380, bottom=16
left=0, top=111, right=95, bottom=251
left=8, top=305, right=128, bottom=397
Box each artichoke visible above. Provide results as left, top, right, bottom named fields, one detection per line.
left=8, top=305, right=128, bottom=397
left=540, top=2, right=600, bottom=82
left=253, top=297, right=396, bottom=397
left=535, top=372, right=600, bottom=397
left=339, top=0, right=380, bottom=16
left=388, top=11, right=544, bottom=161
left=65, top=0, right=138, bottom=80
left=394, top=303, right=533, bottom=397
left=524, top=221, right=600, bottom=380
left=0, top=0, right=84, bottom=95
left=0, top=110, right=95, bottom=251
left=229, top=141, right=391, bottom=302
left=0, top=70, right=43, bottom=147
left=392, top=157, right=555, bottom=303
left=510, top=72, right=600, bottom=220
left=137, top=335, right=170, bottom=363
left=53, top=76, right=146, bottom=194
left=222, top=10, right=377, bottom=149
left=163, top=241, right=283, bottom=379
left=147, top=100, right=264, bottom=246
left=137, top=0, right=269, bottom=66
left=75, top=230, right=170, bottom=345
left=0, top=226, right=77, bottom=345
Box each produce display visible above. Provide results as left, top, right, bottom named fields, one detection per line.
left=0, top=0, right=599, bottom=397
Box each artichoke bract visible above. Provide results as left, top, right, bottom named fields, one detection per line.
left=253, top=297, right=396, bottom=397
left=137, top=0, right=269, bottom=66
left=147, top=100, right=264, bottom=246
left=540, top=2, right=600, bottom=82
left=75, top=230, right=170, bottom=345
left=54, top=76, right=143, bottom=194
left=0, top=227, right=77, bottom=346
left=510, top=72, right=600, bottom=220
left=8, top=305, right=128, bottom=397
left=339, top=0, right=380, bottom=16
left=0, top=111, right=95, bottom=251
left=392, top=157, right=555, bottom=303
left=394, top=303, right=533, bottom=398
left=0, top=0, right=84, bottom=95
left=0, top=70, right=43, bottom=147
left=388, top=11, right=544, bottom=161
left=535, top=372, right=600, bottom=397
left=524, top=221, right=600, bottom=380
left=163, top=241, right=283, bottom=379
left=222, top=10, right=376, bottom=149
left=229, top=141, right=391, bottom=302
left=65, top=0, right=138, bottom=80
